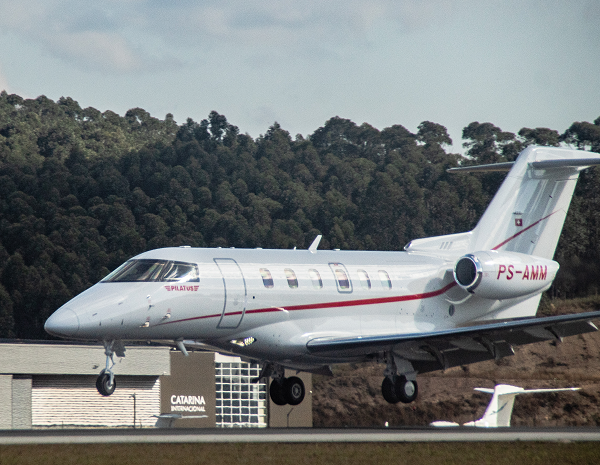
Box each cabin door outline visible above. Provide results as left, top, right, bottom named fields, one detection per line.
left=214, top=258, right=247, bottom=329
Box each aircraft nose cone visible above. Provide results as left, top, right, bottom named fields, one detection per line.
left=45, top=307, right=80, bottom=338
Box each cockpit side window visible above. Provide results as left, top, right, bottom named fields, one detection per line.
left=102, top=259, right=199, bottom=283
left=162, top=261, right=200, bottom=282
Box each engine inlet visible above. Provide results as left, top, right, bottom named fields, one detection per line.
left=454, top=255, right=482, bottom=292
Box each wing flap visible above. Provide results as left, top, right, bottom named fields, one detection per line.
left=306, top=310, right=600, bottom=371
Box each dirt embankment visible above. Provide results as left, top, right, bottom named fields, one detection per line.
left=313, top=299, right=600, bottom=427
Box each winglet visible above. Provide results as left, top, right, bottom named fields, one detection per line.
left=309, top=235, right=322, bottom=254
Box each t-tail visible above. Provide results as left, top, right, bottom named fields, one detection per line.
left=405, top=146, right=600, bottom=318
left=431, top=384, right=580, bottom=427
left=465, top=384, right=580, bottom=427
left=466, top=146, right=600, bottom=258
left=407, top=146, right=600, bottom=259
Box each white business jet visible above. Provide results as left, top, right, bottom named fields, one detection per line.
left=45, top=146, right=600, bottom=406
left=431, top=384, right=580, bottom=427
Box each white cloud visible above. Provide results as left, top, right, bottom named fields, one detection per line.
left=0, top=0, right=155, bottom=73
left=105, top=0, right=463, bottom=50
left=0, top=0, right=466, bottom=73
left=45, top=31, right=145, bottom=73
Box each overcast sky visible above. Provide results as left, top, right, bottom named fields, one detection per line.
left=1, top=0, right=599, bottom=152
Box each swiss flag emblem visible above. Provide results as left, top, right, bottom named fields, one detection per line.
left=515, top=218, right=523, bottom=227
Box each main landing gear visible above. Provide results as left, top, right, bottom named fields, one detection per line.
left=270, top=376, right=306, bottom=406
left=258, top=363, right=306, bottom=406
left=381, top=353, right=418, bottom=404
left=96, top=340, right=125, bottom=396
left=381, top=375, right=418, bottom=404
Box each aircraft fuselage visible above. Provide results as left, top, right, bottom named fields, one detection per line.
left=50, top=246, right=527, bottom=367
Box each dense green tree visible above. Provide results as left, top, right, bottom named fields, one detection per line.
left=561, top=118, right=600, bottom=152
left=0, top=91, right=598, bottom=338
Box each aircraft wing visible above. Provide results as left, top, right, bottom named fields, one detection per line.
left=306, top=310, right=600, bottom=373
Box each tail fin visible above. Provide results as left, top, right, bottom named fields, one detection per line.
left=405, top=146, right=600, bottom=258
left=464, top=384, right=579, bottom=427
left=464, top=146, right=600, bottom=258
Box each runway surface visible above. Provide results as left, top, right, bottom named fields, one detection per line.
left=1, top=427, right=600, bottom=444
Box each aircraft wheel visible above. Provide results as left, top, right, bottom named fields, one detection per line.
left=381, top=376, right=400, bottom=404
left=284, top=376, right=305, bottom=406
left=96, top=371, right=116, bottom=397
left=269, top=379, right=287, bottom=406
left=396, top=376, right=418, bottom=404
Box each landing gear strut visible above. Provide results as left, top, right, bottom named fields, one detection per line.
left=96, top=340, right=125, bottom=396
left=381, top=353, right=418, bottom=404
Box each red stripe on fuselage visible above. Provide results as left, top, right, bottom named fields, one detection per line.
left=155, top=211, right=559, bottom=328
left=155, top=281, right=457, bottom=327
left=248, top=281, right=457, bottom=314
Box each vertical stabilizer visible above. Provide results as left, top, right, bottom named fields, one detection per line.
left=467, top=146, right=600, bottom=259
left=463, top=384, right=580, bottom=427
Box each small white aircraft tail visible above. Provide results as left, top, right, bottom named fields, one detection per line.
left=431, top=384, right=580, bottom=428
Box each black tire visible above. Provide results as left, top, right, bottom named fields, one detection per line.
left=96, top=372, right=116, bottom=396
left=396, top=376, right=418, bottom=404
left=283, top=376, right=305, bottom=406
left=270, top=379, right=287, bottom=406
left=381, top=376, right=400, bottom=404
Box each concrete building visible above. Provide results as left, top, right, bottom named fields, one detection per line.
left=0, top=341, right=312, bottom=429
left=0, top=341, right=170, bottom=429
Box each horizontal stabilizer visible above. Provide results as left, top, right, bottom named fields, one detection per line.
left=530, top=158, right=600, bottom=169
left=448, top=157, right=600, bottom=173
left=447, top=162, right=514, bottom=173
left=457, top=146, right=600, bottom=260
left=474, top=386, right=580, bottom=396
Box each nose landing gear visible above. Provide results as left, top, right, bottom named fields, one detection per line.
left=96, top=370, right=116, bottom=396
left=96, top=340, right=125, bottom=396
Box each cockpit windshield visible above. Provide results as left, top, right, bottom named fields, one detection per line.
left=102, top=259, right=200, bottom=283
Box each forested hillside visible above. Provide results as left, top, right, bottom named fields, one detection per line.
left=1, top=91, right=599, bottom=339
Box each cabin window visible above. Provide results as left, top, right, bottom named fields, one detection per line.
left=329, top=263, right=353, bottom=293
left=260, top=268, right=274, bottom=288
left=379, top=270, right=392, bottom=289
left=102, top=259, right=199, bottom=283
left=335, top=269, right=350, bottom=290
left=358, top=269, right=371, bottom=289
left=309, top=269, right=323, bottom=289
left=284, top=268, right=298, bottom=289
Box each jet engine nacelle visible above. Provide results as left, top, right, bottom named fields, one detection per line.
left=453, top=251, right=559, bottom=300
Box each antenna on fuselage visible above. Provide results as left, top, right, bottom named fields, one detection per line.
left=309, top=235, right=322, bottom=254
